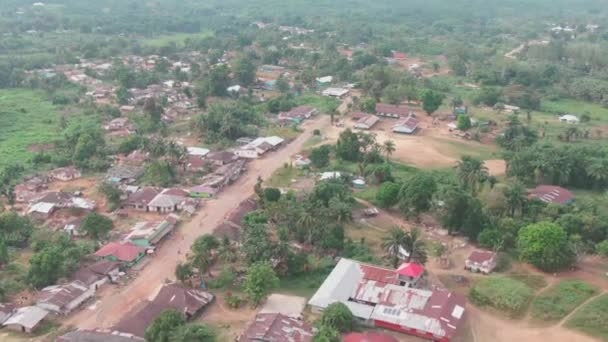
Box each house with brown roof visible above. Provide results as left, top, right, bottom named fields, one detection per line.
left=206, top=151, right=239, bottom=166
left=152, top=283, right=214, bottom=318
left=125, top=187, right=160, bottom=212
left=112, top=284, right=213, bottom=338
left=528, top=185, right=574, bottom=205
left=353, top=113, right=379, bottom=130
left=465, top=250, right=497, bottom=274
left=278, top=106, right=318, bottom=124
left=375, top=103, right=415, bottom=118
left=238, top=313, right=313, bottom=342
left=14, top=176, right=48, bottom=203
left=49, top=166, right=82, bottom=182
left=36, top=280, right=94, bottom=315
left=393, top=116, right=419, bottom=134
left=87, top=259, right=122, bottom=282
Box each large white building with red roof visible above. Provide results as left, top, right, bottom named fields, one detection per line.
left=308, top=258, right=466, bottom=342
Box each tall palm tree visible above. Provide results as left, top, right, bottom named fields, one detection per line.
left=402, top=228, right=428, bottom=264
left=503, top=180, right=527, bottom=218
left=383, top=140, right=396, bottom=162
left=382, top=227, right=406, bottom=268
left=586, top=158, right=608, bottom=188
left=298, top=210, right=316, bottom=244
left=455, top=156, right=489, bottom=195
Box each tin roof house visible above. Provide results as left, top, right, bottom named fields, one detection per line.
left=308, top=258, right=466, bottom=342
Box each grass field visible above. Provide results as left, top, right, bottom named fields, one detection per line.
left=266, top=165, right=302, bottom=187
left=505, top=273, right=548, bottom=291
left=531, top=280, right=598, bottom=322
left=541, top=99, right=608, bottom=121
left=0, top=89, right=61, bottom=169
left=566, top=293, right=608, bottom=340
left=296, top=94, right=340, bottom=113
left=469, top=276, right=534, bottom=318
left=142, top=31, right=214, bottom=47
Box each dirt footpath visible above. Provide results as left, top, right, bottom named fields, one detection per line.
left=64, top=115, right=332, bottom=330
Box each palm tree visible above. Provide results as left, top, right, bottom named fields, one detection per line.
left=586, top=158, right=608, bottom=188
left=455, top=156, right=489, bottom=195
left=503, top=180, right=527, bottom=217
left=383, top=140, right=396, bottom=162
left=382, top=227, right=406, bottom=268
left=402, top=228, right=428, bottom=264
left=298, top=210, right=316, bottom=244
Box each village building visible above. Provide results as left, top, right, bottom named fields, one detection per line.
left=49, top=166, right=82, bottom=182
left=63, top=217, right=84, bottom=237
left=238, top=313, right=314, bottom=342
left=125, top=187, right=160, bottom=212
left=278, top=106, right=318, bottom=124
left=14, top=175, right=48, bottom=203
left=112, top=284, right=213, bottom=338
left=354, top=113, right=380, bottom=130
left=106, top=165, right=144, bottom=184
left=123, top=150, right=149, bottom=166
left=235, top=137, right=284, bottom=159
left=125, top=215, right=178, bottom=247
left=189, top=185, right=218, bottom=198
left=104, top=117, right=130, bottom=131
left=28, top=192, right=95, bottom=219
left=2, top=306, right=49, bottom=333
left=86, top=259, right=122, bottom=283
left=147, top=188, right=189, bottom=213
left=94, top=242, right=147, bottom=268
left=393, top=116, right=419, bottom=134
left=528, top=185, right=574, bottom=205
left=308, top=258, right=466, bottom=342
left=152, top=283, right=214, bottom=318
left=293, top=155, right=311, bottom=169
left=0, top=303, right=15, bottom=325
left=376, top=103, right=415, bottom=118
left=320, top=171, right=341, bottom=181
left=322, top=87, right=350, bottom=98
left=57, top=329, right=144, bottom=342
left=186, top=155, right=208, bottom=172
left=316, top=76, right=333, bottom=86
left=213, top=197, right=258, bottom=242
left=465, top=250, right=497, bottom=274
left=187, top=147, right=210, bottom=157
left=559, top=114, right=580, bottom=124
left=36, top=280, right=94, bottom=315
left=206, top=151, right=239, bottom=166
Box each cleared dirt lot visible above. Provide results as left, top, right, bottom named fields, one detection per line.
left=327, top=110, right=501, bottom=171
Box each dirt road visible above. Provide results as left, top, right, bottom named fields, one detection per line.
left=64, top=115, right=331, bottom=330
left=504, top=40, right=549, bottom=59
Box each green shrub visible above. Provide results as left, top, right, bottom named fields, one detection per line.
left=207, top=266, right=236, bottom=289
left=225, top=292, right=245, bottom=309
left=469, top=276, right=534, bottom=317
left=532, top=280, right=598, bottom=321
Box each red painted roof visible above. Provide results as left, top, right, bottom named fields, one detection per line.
left=528, top=185, right=573, bottom=205
left=392, top=52, right=407, bottom=60
left=468, top=250, right=496, bottom=263
left=396, top=263, right=424, bottom=278
left=343, top=332, right=399, bottom=342
left=95, top=242, right=145, bottom=262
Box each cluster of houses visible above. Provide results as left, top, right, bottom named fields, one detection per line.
left=54, top=282, right=214, bottom=341
left=0, top=260, right=120, bottom=333
left=350, top=103, right=420, bottom=134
